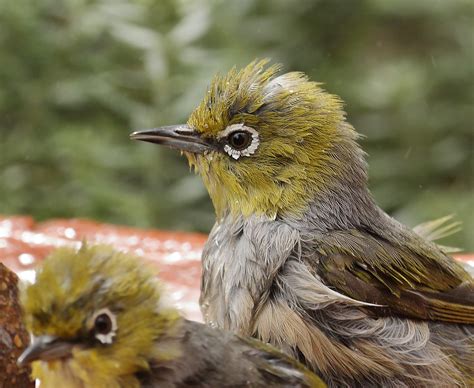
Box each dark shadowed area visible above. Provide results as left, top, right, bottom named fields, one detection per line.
left=0, top=0, right=472, bottom=248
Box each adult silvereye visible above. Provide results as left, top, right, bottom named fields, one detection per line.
left=18, top=244, right=325, bottom=388
left=131, top=60, right=474, bottom=387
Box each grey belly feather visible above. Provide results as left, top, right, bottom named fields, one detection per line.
left=200, top=214, right=474, bottom=387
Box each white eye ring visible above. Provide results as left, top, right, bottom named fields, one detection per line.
left=91, top=308, right=117, bottom=345
left=219, top=123, right=259, bottom=160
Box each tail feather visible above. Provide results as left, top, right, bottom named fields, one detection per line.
left=413, top=215, right=462, bottom=254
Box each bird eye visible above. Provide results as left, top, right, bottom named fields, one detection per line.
left=94, top=313, right=112, bottom=334
left=227, top=131, right=252, bottom=151
left=220, top=124, right=260, bottom=159
left=91, top=308, right=117, bottom=344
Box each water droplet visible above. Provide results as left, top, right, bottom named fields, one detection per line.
left=64, top=227, right=76, bottom=239
left=19, top=253, right=35, bottom=266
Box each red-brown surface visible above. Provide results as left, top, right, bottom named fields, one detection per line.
left=1, top=215, right=473, bottom=322
left=0, top=215, right=206, bottom=322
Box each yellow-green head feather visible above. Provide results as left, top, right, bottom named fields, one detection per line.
left=21, top=244, right=181, bottom=387
left=186, top=59, right=363, bottom=219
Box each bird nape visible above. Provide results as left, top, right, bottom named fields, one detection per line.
left=131, top=59, right=474, bottom=387
left=18, top=244, right=325, bottom=388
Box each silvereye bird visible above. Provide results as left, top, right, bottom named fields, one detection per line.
left=131, top=59, right=474, bottom=387
left=18, top=244, right=325, bottom=388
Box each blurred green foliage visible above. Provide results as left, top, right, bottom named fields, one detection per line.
left=0, top=0, right=473, bottom=248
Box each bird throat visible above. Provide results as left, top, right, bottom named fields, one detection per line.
left=189, top=130, right=370, bottom=223
left=32, top=356, right=141, bottom=388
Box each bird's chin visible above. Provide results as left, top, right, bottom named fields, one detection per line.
left=42, top=353, right=73, bottom=365
left=184, top=151, right=210, bottom=172
left=32, top=358, right=85, bottom=388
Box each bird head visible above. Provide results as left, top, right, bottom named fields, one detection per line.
left=131, top=59, right=367, bottom=220
left=19, top=244, right=181, bottom=387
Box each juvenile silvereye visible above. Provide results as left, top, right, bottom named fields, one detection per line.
left=131, top=60, right=474, bottom=387
left=18, top=244, right=325, bottom=388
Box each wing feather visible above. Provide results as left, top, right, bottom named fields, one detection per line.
left=316, top=230, right=474, bottom=324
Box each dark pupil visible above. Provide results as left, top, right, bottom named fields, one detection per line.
left=94, top=313, right=112, bottom=334
left=228, top=131, right=251, bottom=150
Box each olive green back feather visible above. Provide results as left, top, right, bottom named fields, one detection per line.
left=316, top=229, right=474, bottom=323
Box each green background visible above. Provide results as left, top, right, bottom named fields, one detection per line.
left=1, top=0, right=473, bottom=249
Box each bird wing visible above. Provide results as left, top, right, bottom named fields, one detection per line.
left=147, top=319, right=326, bottom=388
left=315, top=229, right=474, bottom=323
left=238, top=335, right=327, bottom=388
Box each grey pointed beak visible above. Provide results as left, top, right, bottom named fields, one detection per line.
left=130, top=125, right=214, bottom=154
left=17, top=335, right=75, bottom=366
